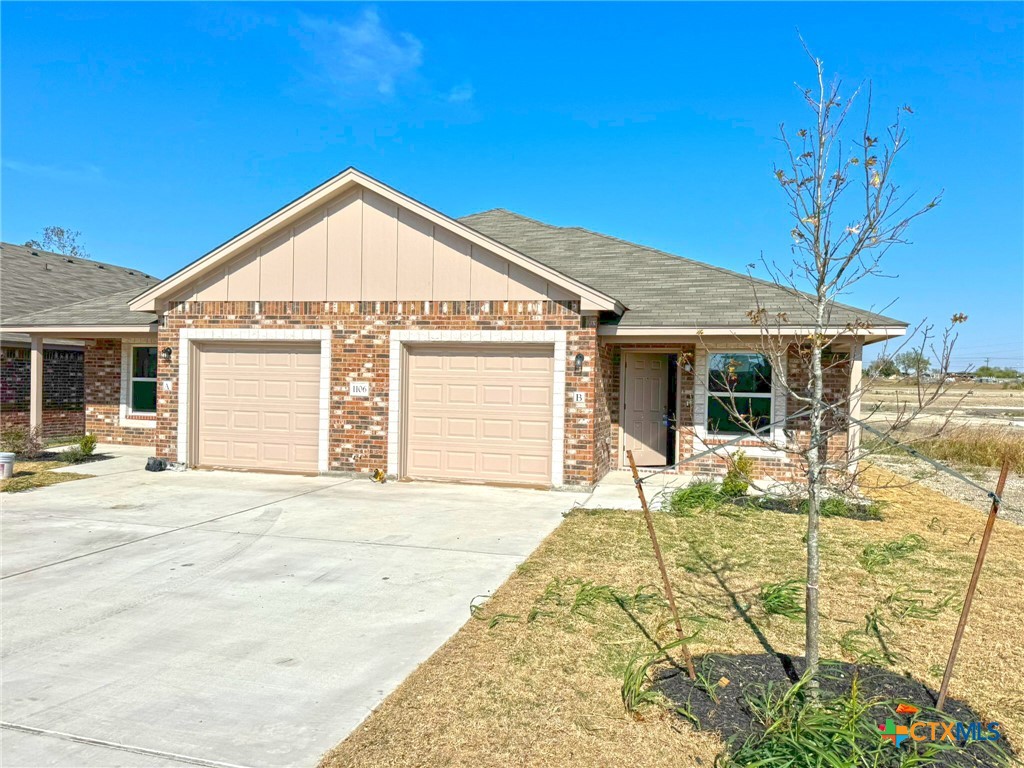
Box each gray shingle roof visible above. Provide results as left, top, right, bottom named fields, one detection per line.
left=2, top=288, right=158, bottom=328
left=460, top=210, right=905, bottom=329
left=1, top=243, right=160, bottom=338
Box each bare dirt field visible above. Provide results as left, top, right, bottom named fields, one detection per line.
left=862, top=379, right=1024, bottom=525
left=862, top=380, right=1024, bottom=429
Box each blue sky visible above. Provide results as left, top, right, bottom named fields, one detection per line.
left=2, top=2, right=1021, bottom=368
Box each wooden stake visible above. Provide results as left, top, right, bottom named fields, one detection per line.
left=626, top=450, right=696, bottom=680
left=936, top=454, right=1013, bottom=711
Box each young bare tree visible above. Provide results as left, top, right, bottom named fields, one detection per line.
left=25, top=225, right=90, bottom=259
left=728, top=49, right=964, bottom=690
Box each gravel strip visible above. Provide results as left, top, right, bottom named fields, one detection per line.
left=869, top=455, right=1024, bottom=527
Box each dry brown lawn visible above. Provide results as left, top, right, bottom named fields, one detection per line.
left=320, top=466, right=1024, bottom=768
left=0, top=460, right=92, bottom=493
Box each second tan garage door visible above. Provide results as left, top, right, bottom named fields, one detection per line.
left=194, top=343, right=320, bottom=473
left=404, top=345, right=554, bottom=485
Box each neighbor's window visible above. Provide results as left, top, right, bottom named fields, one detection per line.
left=706, top=353, right=773, bottom=436
left=130, top=346, right=157, bottom=413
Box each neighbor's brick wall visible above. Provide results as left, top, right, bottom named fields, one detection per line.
left=0, top=408, right=85, bottom=438
left=83, top=339, right=156, bottom=446
left=0, top=346, right=86, bottom=438
left=155, top=300, right=602, bottom=486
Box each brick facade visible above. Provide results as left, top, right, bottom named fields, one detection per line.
left=0, top=346, right=86, bottom=438
left=154, top=299, right=603, bottom=487
left=83, top=339, right=157, bottom=446
left=55, top=307, right=853, bottom=486
left=596, top=341, right=852, bottom=483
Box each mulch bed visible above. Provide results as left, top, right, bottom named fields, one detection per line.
left=657, top=653, right=1012, bottom=767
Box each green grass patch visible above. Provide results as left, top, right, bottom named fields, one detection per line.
left=798, top=496, right=885, bottom=521
left=667, top=481, right=726, bottom=516
left=758, top=580, right=805, bottom=619
left=858, top=534, right=927, bottom=573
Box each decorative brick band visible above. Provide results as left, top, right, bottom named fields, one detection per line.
left=177, top=328, right=332, bottom=472
left=386, top=329, right=568, bottom=485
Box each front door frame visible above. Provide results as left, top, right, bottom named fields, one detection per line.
left=618, top=348, right=679, bottom=469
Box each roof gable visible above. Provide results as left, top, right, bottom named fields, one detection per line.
left=131, top=169, right=620, bottom=312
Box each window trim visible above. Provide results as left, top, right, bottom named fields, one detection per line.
left=129, top=345, right=158, bottom=415
left=118, top=338, right=158, bottom=428
left=704, top=351, right=773, bottom=438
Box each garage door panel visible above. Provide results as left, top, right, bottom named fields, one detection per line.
left=261, top=411, right=291, bottom=431
left=519, top=356, right=553, bottom=373
left=480, top=419, right=513, bottom=440
left=232, top=380, right=260, bottom=398
left=231, top=442, right=259, bottom=461
left=481, top=356, right=515, bottom=373
left=448, top=355, right=479, bottom=371
left=405, top=345, right=554, bottom=485
left=518, top=420, right=551, bottom=442
left=203, top=379, right=231, bottom=397
left=481, top=385, right=513, bottom=406
left=262, top=380, right=293, bottom=399
left=518, top=386, right=551, bottom=407
left=195, top=344, right=320, bottom=473
left=294, top=381, right=321, bottom=400
left=446, top=418, right=477, bottom=439
left=232, top=410, right=260, bottom=430
left=294, top=445, right=319, bottom=465
left=445, top=451, right=477, bottom=472
left=480, top=453, right=513, bottom=475
left=411, top=382, right=443, bottom=404
left=409, top=448, right=442, bottom=470
left=201, top=439, right=229, bottom=461
left=447, top=385, right=478, bottom=405
left=517, top=455, right=550, bottom=478
left=293, top=412, right=320, bottom=432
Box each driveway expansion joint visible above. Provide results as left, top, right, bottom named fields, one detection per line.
left=0, top=722, right=254, bottom=768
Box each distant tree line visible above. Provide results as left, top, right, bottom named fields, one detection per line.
left=867, top=351, right=932, bottom=377
left=868, top=354, right=1021, bottom=378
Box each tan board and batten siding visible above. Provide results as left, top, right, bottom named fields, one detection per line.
left=173, top=189, right=576, bottom=303
left=404, top=346, right=554, bottom=485
left=194, top=344, right=320, bottom=473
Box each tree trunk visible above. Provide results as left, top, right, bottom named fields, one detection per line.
left=805, top=298, right=827, bottom=697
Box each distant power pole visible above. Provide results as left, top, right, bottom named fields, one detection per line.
left=985, top=357, right=991, bottom=368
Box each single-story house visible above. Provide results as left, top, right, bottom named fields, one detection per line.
left=1, top=169, right=905, bottom=487
left=0, top=243, right=158, bottom=438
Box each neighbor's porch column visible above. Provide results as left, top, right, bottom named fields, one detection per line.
left=29, top=334, right=44, bottom=433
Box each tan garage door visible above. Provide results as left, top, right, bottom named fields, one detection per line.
left=404, top=345, right=554, bottom=486
left=194, top=344, right=320, bottom=473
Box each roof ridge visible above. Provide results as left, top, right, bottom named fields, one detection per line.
left=462, top=209, right=563, bottom=230
left=0, top=241, right=159, bottom=280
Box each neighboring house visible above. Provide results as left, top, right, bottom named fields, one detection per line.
left=1, top=169, right=905, bottom=487
left=0, top=243, right=158, bottom=438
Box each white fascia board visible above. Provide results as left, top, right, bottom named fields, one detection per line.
left=129, top=168, right=620, bottom=313
left=598, top=325, right=908, bottom=339
left=0, top=325, right=158, bottom=336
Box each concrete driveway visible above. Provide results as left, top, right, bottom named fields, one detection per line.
left=1, top=446, right=587, bottom=767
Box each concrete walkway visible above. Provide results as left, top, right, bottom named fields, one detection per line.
left=1, top=446, right=587, bottom=768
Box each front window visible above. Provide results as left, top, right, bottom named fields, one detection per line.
left=706, top=352, right=773, bottom=436
left=130, top=346, right=157, bottom=413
